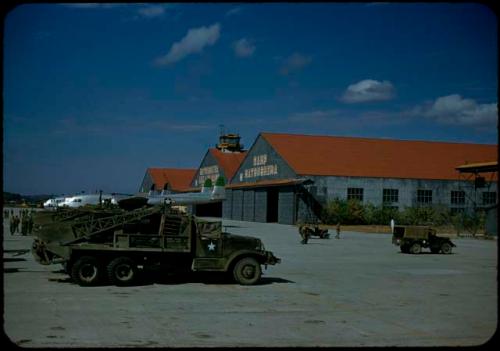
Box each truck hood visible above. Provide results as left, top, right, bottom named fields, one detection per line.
left=222, top=233, right=264, bottom=251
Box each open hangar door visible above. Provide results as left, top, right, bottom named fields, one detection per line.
left=194, top=202, right=222, bottom=217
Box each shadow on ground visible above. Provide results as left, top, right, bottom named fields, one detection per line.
left=45, top=270, right=294, bottom=287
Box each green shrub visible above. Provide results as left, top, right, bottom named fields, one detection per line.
left=215, top=176, right=225, bottom=186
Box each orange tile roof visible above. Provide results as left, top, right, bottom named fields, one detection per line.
left=262, top=133, right=497, bottom=181
left=209, top=148, right=247, bottom=182
left=148, top=168, right=197, bottom=192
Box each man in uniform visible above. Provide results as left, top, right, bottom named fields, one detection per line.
left=9, top=214, right=15, bottom=235
left=335, top=222, right=341, bottom=239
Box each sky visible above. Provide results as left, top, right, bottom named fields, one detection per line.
left=3, top=2, right=498, bottom=195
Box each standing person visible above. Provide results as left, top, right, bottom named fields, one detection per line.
left=335, top=222, right=341, bottom=239
left=27, top=211, right=34, bottom=235
left=13, top=215, right=20, bottom=234
left=9, top=215, right=15, bottom=235
left=21, top=214, right=28, bottom=236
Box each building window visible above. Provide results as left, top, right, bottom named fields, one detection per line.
left=450, top=190, right=465, bottom=205
left=347, top=188, right=363, bottom=201
left=483, top=192, right=497, bottom=205
left=417, top=189, right=432, bottom=204
left=383, top=189, right=399, bottom=203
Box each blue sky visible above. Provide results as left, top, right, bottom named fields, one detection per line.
left=3, top=3, right=498, bottom=195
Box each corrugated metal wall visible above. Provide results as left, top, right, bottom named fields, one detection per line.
left=278, top=187, right=295, bottom=224
left=243, top=190, right=255, bottom=222
left=254, top=189, right=267, bottom=222
left=232, top=190, right=243, bottom=220
left=222, top=189, right=233, bottom=219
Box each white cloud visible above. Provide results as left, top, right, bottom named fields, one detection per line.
left=413, top=94, right=497, bottom=126
left=137, top=5, right=166, bottom=18
left=155, top=23, right=221, bottom=66
left=226, top=7, right=242, bottom=16
left=279, top=53, right=312, bottom=75
left=340, top=79, right=395, bottom=103
left=233, top=38, right=255, bottom=58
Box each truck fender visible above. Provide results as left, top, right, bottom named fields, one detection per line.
left=223, top=250, right=267, bottom=272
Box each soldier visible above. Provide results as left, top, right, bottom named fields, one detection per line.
left=27, top=212, right=34, bottom=235
left=21, top=214, right=28, bottom=236
left=9, top=215, right=15, bottom=235
left=13, top=215, right=20, bottom=234
left=335, top=222, right=341, bottom=239
left=300, top=226, right=310, bottom=244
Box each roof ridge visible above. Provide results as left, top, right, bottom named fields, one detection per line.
left=148, top=167, right=196, bottom=171
left=261, top=132, right=497, bottom=146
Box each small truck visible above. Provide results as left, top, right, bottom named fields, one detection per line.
left=32, top=205, right=280, bottom=286
left=392, top=225, right=456, bottom=254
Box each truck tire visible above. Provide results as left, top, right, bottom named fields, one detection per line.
left=440, top=242, right=453, bottom=254
left=400, top=245, right=409, bottom=253
left=409, top=243, right=422, bottom=254
left=233, top=257, right=262, bottom=285
left=107, top=257, right=138, bottom=286
left=71, top=256, right=102, bottom=286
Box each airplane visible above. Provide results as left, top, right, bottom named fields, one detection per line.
left=43, top=197, right=67, bottom=208
left=118, top=179, right=226, bottom=210
left=43, top=193, right=131, bottom=209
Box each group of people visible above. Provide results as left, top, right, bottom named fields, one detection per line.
left=4, top=208, right=35, bottom=236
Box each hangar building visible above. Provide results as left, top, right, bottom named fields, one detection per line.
left=189, top=134, right=247, bottom=216
left=223, top=133, right=497, bottom=225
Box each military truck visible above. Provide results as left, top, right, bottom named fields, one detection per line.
left=392, top=225, right=456, bottom=254
left=298, top=223, right=330, bottom=244
left=31, top=205, right=280, bottom=286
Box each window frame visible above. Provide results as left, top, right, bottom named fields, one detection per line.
left=450, top=190, right=465, bottom=205
left=416, top=189, right=432, bottom=204
left=383, top=188, right=399, bottom=204
left=347, top=187, right=364, bottom=201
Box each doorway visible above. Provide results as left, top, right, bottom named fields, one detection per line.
left=266, top=188, right=279, bottom=222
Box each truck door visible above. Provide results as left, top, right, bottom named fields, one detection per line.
left=196, top=221, right=223, bottom=257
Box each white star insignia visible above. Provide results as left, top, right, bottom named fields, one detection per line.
left=207, top=241, right=216, bottom=251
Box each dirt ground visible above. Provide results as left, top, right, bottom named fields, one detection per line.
left=3, top=207, right=497, bottom=347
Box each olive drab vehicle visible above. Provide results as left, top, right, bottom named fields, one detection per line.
left=392, top=225, right=456, bottom=254
left=298, top=223, right=330, bottom=244
left=31, top=204, right=280, bottom=286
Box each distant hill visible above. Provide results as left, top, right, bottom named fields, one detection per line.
left=3, top=192, right=53, bottom=205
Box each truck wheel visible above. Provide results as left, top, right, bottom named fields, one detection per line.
left=107, top=257, right=138, bottom=286
left=409, top=243, right=421, bottom=254
left=400, top=245, right=409, bottom=253
left=233, top=257, right=262, bottom=285
left=71, top=256, right=102, bottom=286
left=441, top=242, right=453, bottom=254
